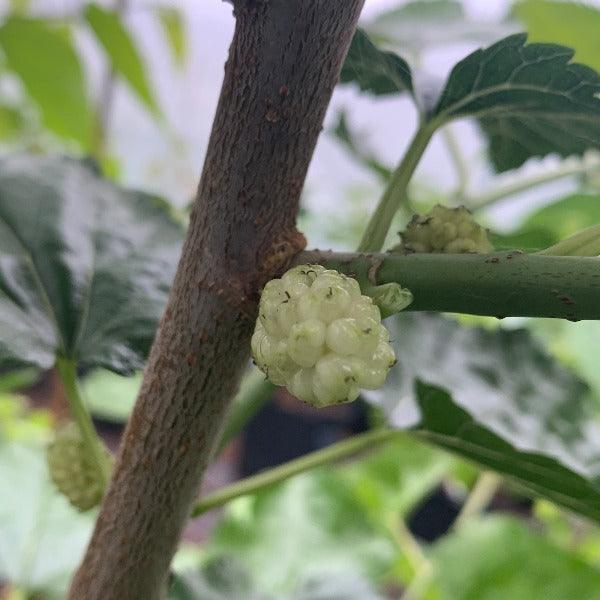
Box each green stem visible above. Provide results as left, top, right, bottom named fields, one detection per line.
left=452, top=471, right=502, bottom=531
left=442, top=125, right=469, bottom=197
left=388, top=515, right=433, bottom=600
left=55, top=357, right=111, bottom=486
left=402, top=567, right=434, bottom=600
left=300, top=250, right=600, bottom=321
left=391, top=515, right=430, bottom=572
left=465, top=154, right=600, bottom=210
left=536, top=224, right=600, bottom=257
left=213, top=369, right=275, bottom=456
left=358, top=125, right=435, bottom=252
left=192, top=428, right=399, bottom=517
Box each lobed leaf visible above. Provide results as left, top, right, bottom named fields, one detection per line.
left=0, top=18, right=93, bottom=147
left=363, top=313, right=600, bottom=522
left=0, top=154, right=183, bottom=374
left=431, top=516, right=600, bottom=599
left=340, top=30, right=600, bottom=171
left=340, top=29, right=413, bottom=95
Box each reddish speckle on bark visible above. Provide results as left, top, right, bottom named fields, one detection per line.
left=265, top=108, right=280, bottom=122
left=279, top=84, right=289, bottom=96
left=186, top=354, right=197, bottom=366
left=367, top=259, right=383, bottom=285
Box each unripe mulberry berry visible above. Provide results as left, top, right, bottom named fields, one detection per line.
left=396, top=205, right=492, bottom=254
left=46, top=423, right=111, bottom=511
left=251, top=265, right=396, bottom=408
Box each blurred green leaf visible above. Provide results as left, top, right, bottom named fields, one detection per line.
left=365, top=0, right=515, bottom=55
left=0, top=442, right=94, bottom=598
left=81, top=366, right=273, bottom=434
left=293, top=574, right=384, bottom=600
left=538, top=319, right=600, bottom=407
left=331, top=111, right=391, bottom=180
left=431, top=516, right=600, bottom=599
left=341, top=437, right=453, bottom=520
left=158, top=7, right=187, bottom=67
left=0, top=154, right=183, bottom=374
left=413, top=382, right=600, bottom=522
left=208, top=471, right=396, bottom=593
left=170, top=556, right=272, bottom=600
left=534, top=499, right=600, bottom=565
left=0, top=393, right=50, bottom=443
left=204, top=439, right=452, bottom=594
left=0, top=368, right=39, bottom=393
left=514, top=0, right=600, bottom=74
left=0, top=18, right=93, bottom=147
left=84, top=3, right=161, bottom=117
left=492, top=193, right=600, bottom=251
left=216, top=368, right=274, bottom=453
left=8, top=0, right=31, bottom=14
left=169, top=556, right=384, bottom=600
left=0, top=104, right=24, bottom=140
left=490, top=227, right=555, bottom=252
left=363, top=313, right=600, bottom=523
left=340, top=29, right=413, bottom=95
left=82, top=369, right=141, bottom=423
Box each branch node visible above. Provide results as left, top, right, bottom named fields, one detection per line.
left=259, top=227, right=307, bottom=279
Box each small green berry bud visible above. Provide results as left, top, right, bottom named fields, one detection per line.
left=46, top=423, right=112, bottom=511
left=395, top=205, right=493, bottom=254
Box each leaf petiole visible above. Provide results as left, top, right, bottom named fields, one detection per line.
left=55, top=357, right=111, bottom=488
left=358, top=124, right=435, bottom=253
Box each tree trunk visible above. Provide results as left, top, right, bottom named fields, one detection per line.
left=69, top=1, right=365, bottom=598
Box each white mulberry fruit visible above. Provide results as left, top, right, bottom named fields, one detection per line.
left=252, top=265, right=396, bottom=408
left=46, top=423, right=111, bottom=511
left=396, top=205, right=492, bottom=254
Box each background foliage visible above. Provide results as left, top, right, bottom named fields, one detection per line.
left=1, top=1, right=600, bottom=599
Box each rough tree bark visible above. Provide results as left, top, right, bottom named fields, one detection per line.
left=69, top=1, right=365, bottom=598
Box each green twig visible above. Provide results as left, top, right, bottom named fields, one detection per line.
left=55, top=357, right=111, bottom=486
left=388, top=516, right=433, bottom=600
left=213, top=369, right=275, bottom=455
left=442, top=125, right=469, bottom=198
left=402, top=566, right=434, bottom=600
left=453, top=471, right=502, bottom=531
left=465, top=154, right=600, bottom=210
left=192, top=428, right=400, bottom=517
left=300, top=250, right=600, bottom=321
left=358, top=125, right=435, bottom=252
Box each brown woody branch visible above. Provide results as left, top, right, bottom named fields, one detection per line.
left=69, top=2, right=365, bottom=598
